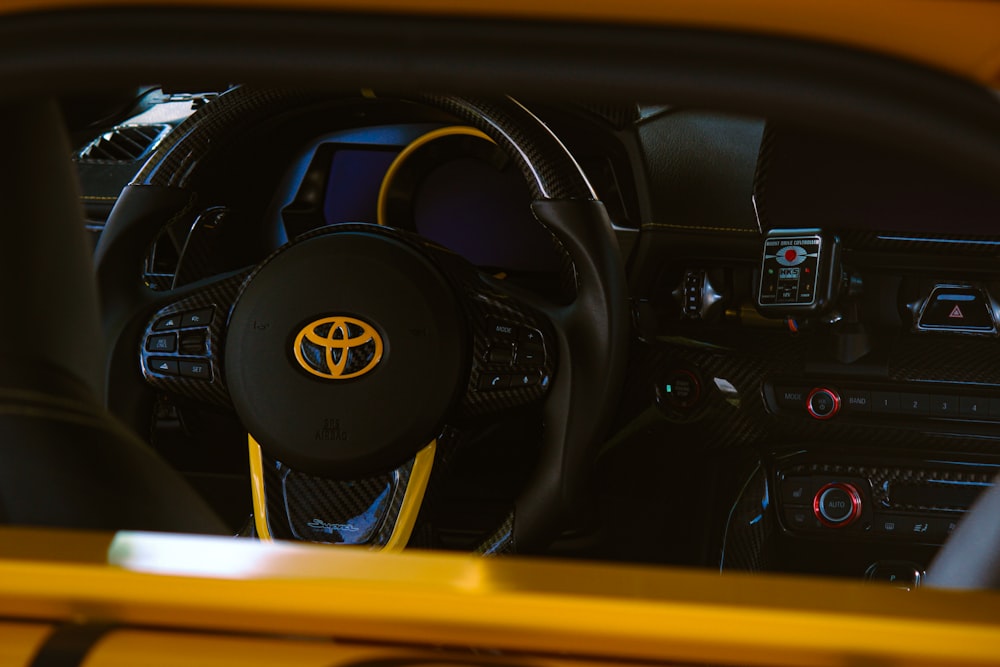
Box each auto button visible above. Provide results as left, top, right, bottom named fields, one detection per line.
left=813, top=482, right=862, bottom=527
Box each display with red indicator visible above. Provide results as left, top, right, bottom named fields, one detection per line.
left=757, top=229, right=841, bottom=317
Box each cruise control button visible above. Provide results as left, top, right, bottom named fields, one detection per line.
left=180, top=360, right=212, bottom=380
left=146, top=333, right=177, bottom=353
left=181, top=308, right=214, bottom=328
left=148, top=358, right=179, bottom=375
left=179, top=330, right=208, bottom=355
left=153, top=315, right=181, bottom=331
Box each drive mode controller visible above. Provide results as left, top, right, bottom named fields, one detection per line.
left=757, top=229, right=841, bottom=316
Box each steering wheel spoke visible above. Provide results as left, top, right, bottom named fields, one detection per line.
left=139, top=270, right=247, bottom=408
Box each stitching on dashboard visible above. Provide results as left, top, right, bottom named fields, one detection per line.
left=642, top=222, right=758, bottom=234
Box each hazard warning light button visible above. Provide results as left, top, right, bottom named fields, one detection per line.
left=918, top=286, right=995, bottom=332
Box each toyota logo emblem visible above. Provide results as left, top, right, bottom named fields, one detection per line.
left=293, top=316, right=384, bottom=380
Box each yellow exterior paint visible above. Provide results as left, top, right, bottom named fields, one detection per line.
left=0, top=529, right=998, bottom=666
left=1, top=0, right=1000, bottom=86
left=0, top=622, right=52, bottom=666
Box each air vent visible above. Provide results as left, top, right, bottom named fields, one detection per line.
left=75, top=123, right=171, bottom=163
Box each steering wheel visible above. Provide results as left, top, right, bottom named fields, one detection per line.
left=93, top=87, right=629, bottom=553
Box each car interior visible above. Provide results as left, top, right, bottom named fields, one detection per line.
left=4, top=7, right=1000, bottom=594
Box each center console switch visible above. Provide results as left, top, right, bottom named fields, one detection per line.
left=765, top=379, right=1000, bottom=424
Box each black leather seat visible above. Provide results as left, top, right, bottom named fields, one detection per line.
left=0, top=99, right=225, bottom=534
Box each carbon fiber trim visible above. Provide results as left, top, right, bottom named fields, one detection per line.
left=137, top=87, right=595, bottom=203
left=262, top=452, right=415, bottom=547
left=416, top=95, right=595, bottom=201
left=140, top=271, right=250, bottom=407
left=475, top=510, right=516, bottom=555
left=719, top=465, right=775, bottom=572
left=774, top=455, right=996, bottom=514
left=134, top=88, right=332, bottom=188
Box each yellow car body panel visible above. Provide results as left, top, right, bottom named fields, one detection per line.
left=2, top=528, right=1000, bottom=666
left=2, top=0, right=1000, bottom=85
left=1, top=2, right=999, bottom=666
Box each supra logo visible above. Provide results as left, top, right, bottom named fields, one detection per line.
left=293, top=316, right=384, bottom=380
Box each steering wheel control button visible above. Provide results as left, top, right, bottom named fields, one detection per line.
left=813, top=482, right=862, bottom=527
left=180, top=360, right=212, bottom=380
left=488, top=319, right=517, bottom=338
left=179, top=331, right=208, bottom=355
left=517, top=346, right=544, bottom=365
left=487, top=344, right=514, bottom=365
left=512, top=372, right=542, bottom=387
left=153, top=315, right=181, bottom=331
left=181, top=308, right=214, bottom=328
left=479, top=373, right=510, bottom=390
left=806, top=387, right=840, bottom=420
left=148, top=358, right=179, bottom=376
left=519, top=327, right=543, bottom=346
left=146, top=333, right=177, bottom=353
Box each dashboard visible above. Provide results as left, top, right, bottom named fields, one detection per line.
left=74, top=89, right=1000, bottom=586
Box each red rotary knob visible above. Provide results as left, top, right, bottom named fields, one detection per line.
left=813, top=482, right=862, bottom=528
left=806, top=387, right=841, bottom=420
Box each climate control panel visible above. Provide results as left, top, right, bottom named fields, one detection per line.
left=774, top=456, right=994, bottom=545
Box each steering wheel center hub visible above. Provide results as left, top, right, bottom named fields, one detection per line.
left=226, top=227, right=466, bottom=477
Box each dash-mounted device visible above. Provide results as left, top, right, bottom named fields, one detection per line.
left=756, top=229, right=841, bottom=317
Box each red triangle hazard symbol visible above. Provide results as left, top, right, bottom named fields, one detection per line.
left=949, top=305, right=964, bottom=319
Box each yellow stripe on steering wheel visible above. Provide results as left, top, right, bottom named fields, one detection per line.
left=382, top=439, right=436, bottom=552
left=247, top=435, right=435, bottom=551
